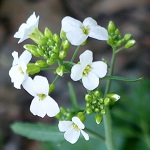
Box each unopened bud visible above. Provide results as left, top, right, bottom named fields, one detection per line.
left=125, top=40, right=136, bottom=48
left=104, top=97, right=111, bottom=106
left=53, top=34, right=60, bottom=44
left=77, top=112, right=86, bottom=122
left=59, top=50, right=67, bottom=59
left=27, top=63, right=40, bottom=75
left=56, top=66, right=65, bottom=76
left=60, top=30, right=67, bottom=40
left=93, top=90, right=101, bottom=97
left=85, top=94, right=92, bottom=101
left=95, top=114, right=102, bottom=124
left=62, top=40, right=70, bottom=51
left=35, top=60, right=47, bottom=67
left=46, top=58, right=55, bottom=65
left=106, top=93, right=120, bottom=103
left=44, top=28, right=53, bottom=38
left=124, top=34, right=131, bottom=41
left=86, top=108, right=93, bottom=114
left=108, top=21, right=116, bottom=34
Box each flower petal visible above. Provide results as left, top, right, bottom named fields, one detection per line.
left=22, top=77, right=36, bottom=96
left=91, top=61, right=107, bottom=78
left=89, top=26, right=108, bottom=40
left=33, top=76, right=49, bottom=95
left=79, top=50, right=93, bottom=67
left=26, top=12, right=39, bottom=27
left=12, top=51, right=19, bottom=66
left=30, top=97, right=46, bottom=118
left=70, top=64, right=83, bottom=81
left=82, top=72, right=99, bottom=90
left=72, top=117, right=84, bottom=129
left=19, top=50, right=32, bottom=65
left=66, top=29, right=87, bottom=46
left=81, top=130, right=89, bottom=141
left=44, top=96, right=60, bottom=117
left=61, top=16, right=81, bottom=32
left=83, top=17, right=97, bottom=27
left=58, top=121, right=72, bottom=132
left=64, top=126, right=80, bottom=144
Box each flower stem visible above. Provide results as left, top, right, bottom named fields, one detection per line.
left=71, top=46, right=80, bottom=62
left=103, top=47, right=116, bottom=150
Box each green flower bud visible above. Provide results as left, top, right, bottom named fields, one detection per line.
left=94, top=108, right=100, bottom=113
left=86, top=102, right=90, bottom=107
left=47, top=39, right=55, bottom=46
left=98, top=98, right=104, bottom=104
left=27, top=63, right=40, bottom=75
left=56, top=66, right=65, bottom=76
left=95, top=114, right=102, bottom=124
left=124, top=34, right=131, bottom=41
left=46, top=58, right=55, bottom=65
left=93, top=90, right=101, bottom=97
left=44, top=28, right=53, bottom=38
left=50, top=52, right=58, bottom=59
left=116, top=39, right=125, bottom=47
left=85, top=94, right=93, bottom=101
left=86, top=107, right=93, bottom=114
left=62, top=40, right=70, bottom=51
left=60, top=30, right=67, bottom=40
left=114, top=29, right=120, bottom=35
left=108, top=21, right=116, bottom=34
left=125, top=39, right=136, bottom=48
left=104, top=97, right=111, bottom=106
left=53, top=46, right=59, bottom=53
left=38, top=37, right=47, bottom=45
left=53, top=34, right=60, bottom=44
left=37, top=48, right=44, bottom=56
left=101, top=109, right=106, bottom=115
left=77, top=112, right=86, bottom=122
left=59, top=50, right=67, bottom=59
left=49, top=84, right=55, bottom=93
left=106, top=93, right=120, bottom=103
left=107, top=37, right=115, bottom=46
left=35, top=60, right=47, bottom=67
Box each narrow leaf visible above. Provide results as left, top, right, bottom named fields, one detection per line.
left=102, top=76, right=143, bottom=82
left=11, top=122, right=64, bottom=142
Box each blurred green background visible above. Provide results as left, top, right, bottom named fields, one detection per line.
left=0, top=0, right=150, bottom=150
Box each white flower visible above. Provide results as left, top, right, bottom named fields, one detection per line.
left=58, top=117, right=89, bottom=144
left=22, top=75, right=60, bottom=118
left=9, top=50, right=32, bottom=89
left=14, top=12, right=39, bottom=43
left=71, top=50, right=107, bottom=90
left=61, top=16, right=108, bottom=46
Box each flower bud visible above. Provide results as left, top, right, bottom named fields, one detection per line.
left=101, top=109, right=106, bottom=115
left=46, top=58, right=55, bottom=65
left=114, top=29, right=120, bottom=35
left=35, top=60, right=47, bottom=67
left=56, top=66, right=65, bottom=76
left=94, top=108, right=100, bottom=113
left=53, top=34, right=60, bottom=44
left=93, top=90, right=101, bottom=97
left=106, top=93, right=120, bottom=103
left=49, top=84, right=55, bottom=93
left=85, top=94, right=92, bottom=101
left=104, top=97, right=111, bottom=106
left=77, top=112, right=86, bottom=122
left=124, top=34, right=131, bottom=41
left=60, top=30, right=67, bottom=40
left=37, top=47, right=44, bottom=56
left=95, top=114, right=102, bottom=124
left=44, top=28, right=53, bottom=38
left=108, top=21, right=116, bottom=34
left=53, top=46, right=59, bottom=53
left=125, top=40, right=136, bottom=48
left=27, top=63, right=40, bottom=75
left=62, top=40, right=70, bottom=51
left=86, top=108, right=93, bottom=114
left=59, top=50, right=67, bottom=59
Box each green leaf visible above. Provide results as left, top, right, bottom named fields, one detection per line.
left=102, top=76, right=143, bottom=82
left=11, top=122, right=64, bottom=142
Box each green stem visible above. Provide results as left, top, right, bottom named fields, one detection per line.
left=71, top=46, right=80, bottom=62
left=103, top=47, right=117, bottom=150
left=52, top=75, right=59, bottom=84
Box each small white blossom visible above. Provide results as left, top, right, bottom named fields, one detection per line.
left=71, top=50, right=107, bottom=90
left=14, top=12, right=39, bottom=43
left=61, top=16, right=108, bottom=46
left=58, top=117, right=89, bottom=144
left=22, top=76, right=60, bottom=118
left=9, top=50, right=32, bottom=89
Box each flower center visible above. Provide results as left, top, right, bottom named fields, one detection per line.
left=82, top=65, right=91, bottom=76
left=18, top=66, right=24, bottom=74
left=38, top=94, right=46, bottom=101
left=72, top=123, right=79, bottom=131
left=81, top=25, right=90, bottom=35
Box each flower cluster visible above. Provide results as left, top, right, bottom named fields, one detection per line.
left=9, top=12, right=121, bottom=144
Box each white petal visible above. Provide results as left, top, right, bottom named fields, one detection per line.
left=83, top=17, right=97, bottom=27
left=61, top=16, right=81, bottom=32
left=12, top=51, right=19, bottom=66
left=64, top=127, right=80, bottom=144
left=44, top=96, right=60, bottom=117
left=66, top=29, right=87, bottom=46
left=82, top=73, right=99, bottom=90
left=79, top=50, right=93, bottom=67
left=58, top=121, right=72, bottom=132
left=30, top=97, right=46, bottom=118
left=26, top=12, right=39, bottom=27
left=22, top=77, right=36, bottom=96
left=89, top=26, right=108, bottom=40
left=91, top=61, right=107, bottom=78
left=72, top=117, right=84, bottom=129
left=70, top=64, right=83, bottom=81
left=19, top=50, right=32, bottom=65
left=81, top=130, right=89, bottom=141
left=33, top=76, right=49, bottom=95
